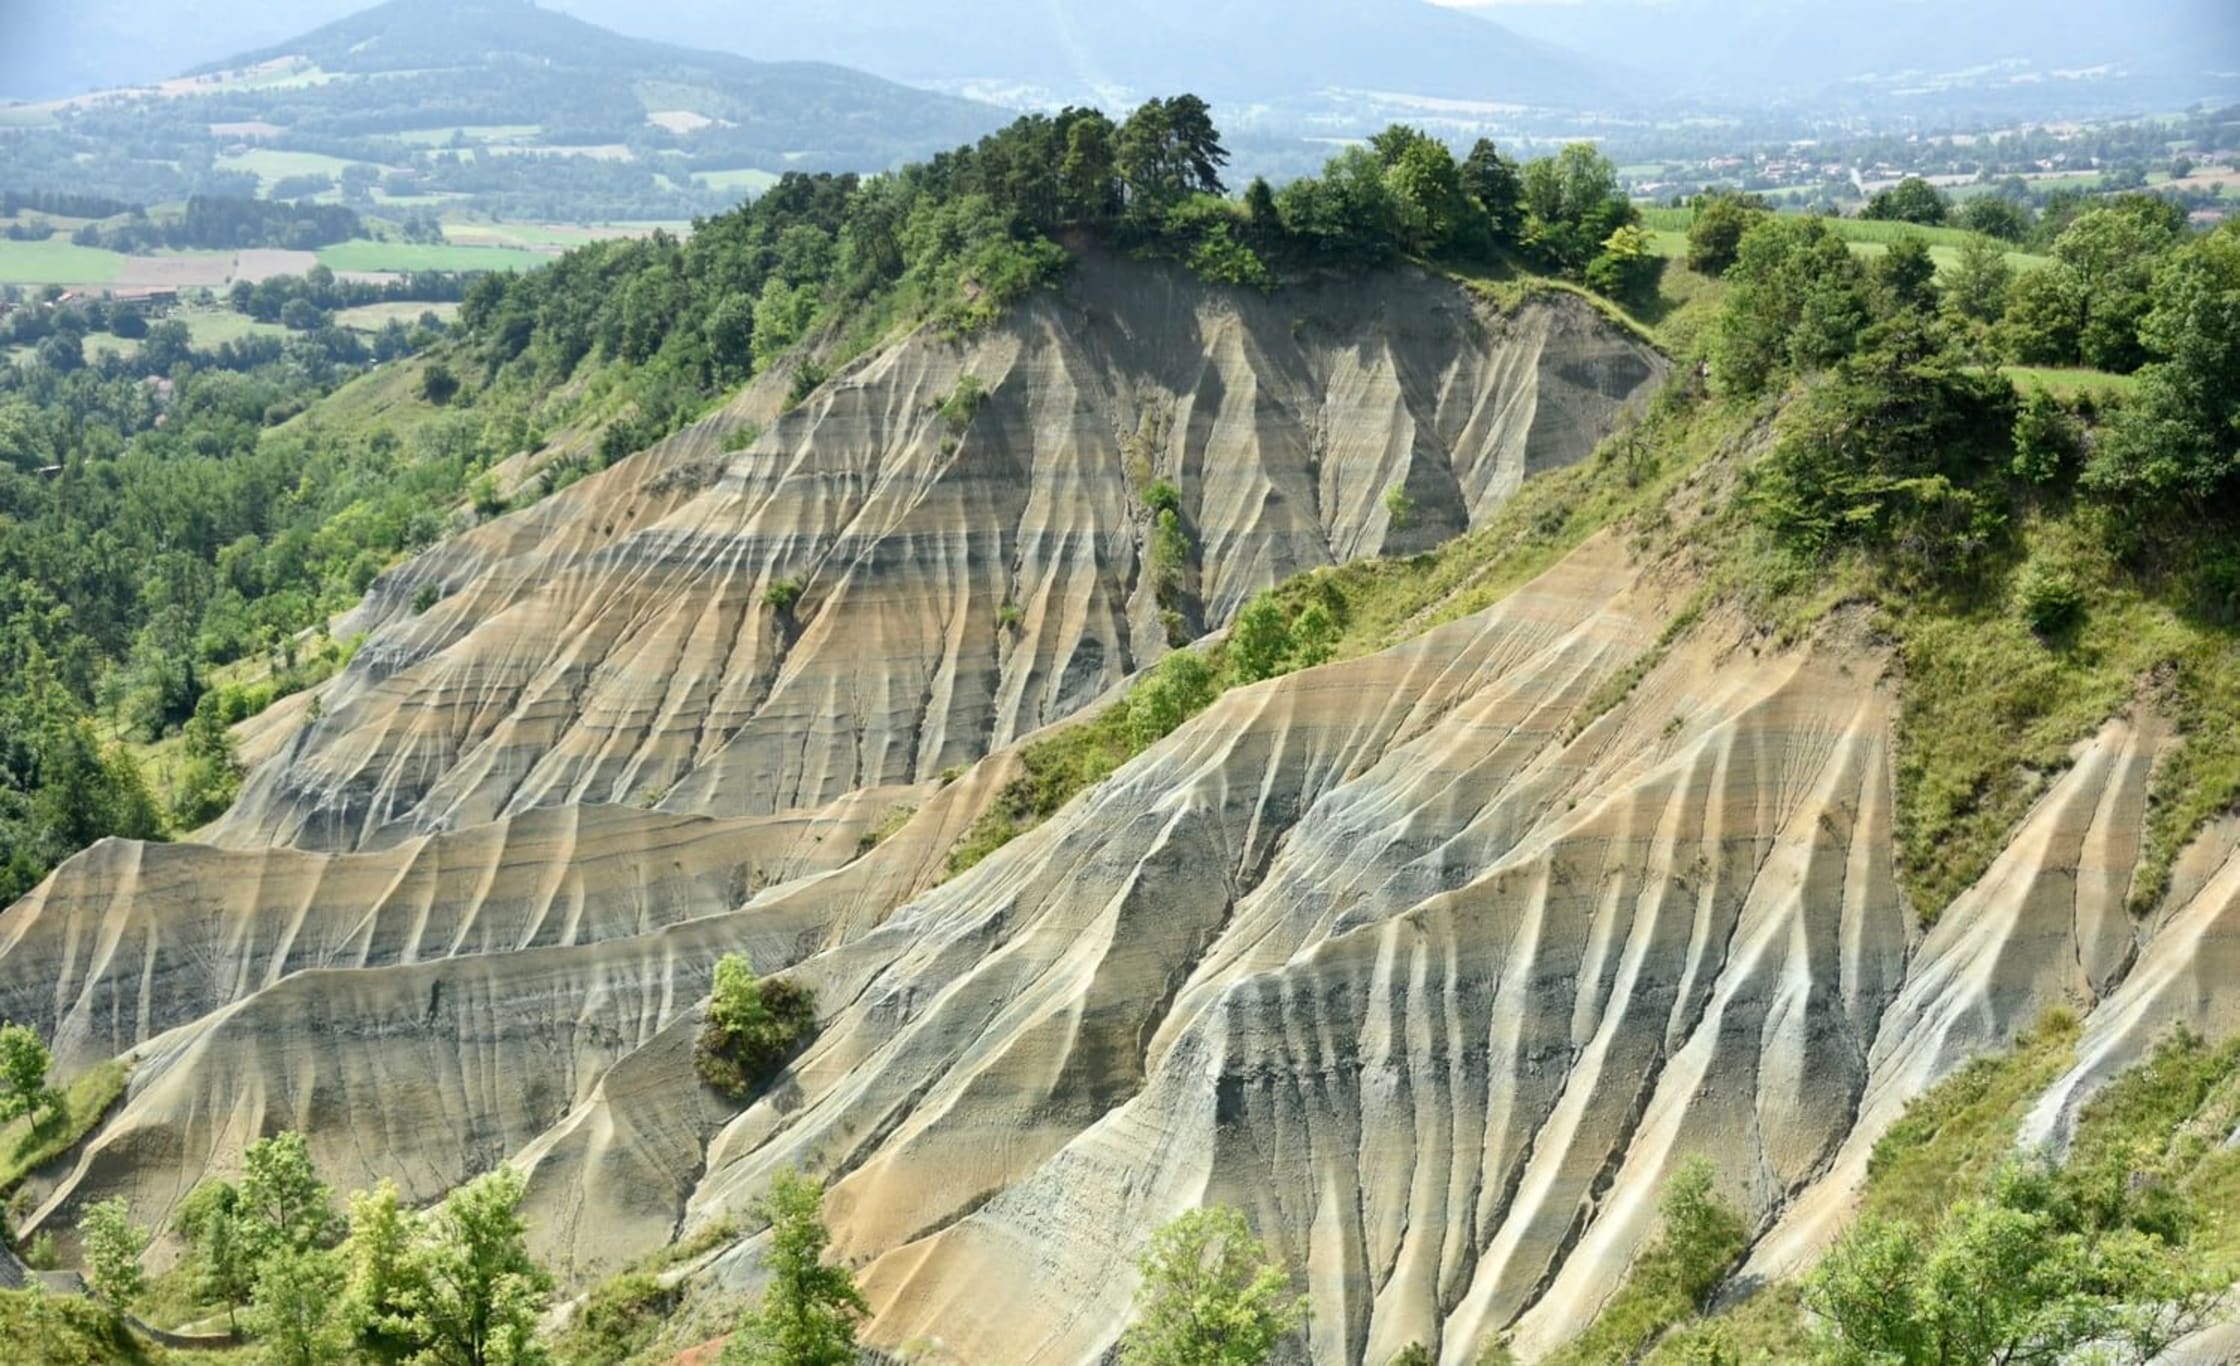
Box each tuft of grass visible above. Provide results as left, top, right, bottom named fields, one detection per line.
left=1999, top=366, right=2141, bottom=400
left=944, top=702, right=1138, bottom=878
left=856, top=804, right=916, bottom=855
left=1638, top=1282, right=1811, bottom=1365
left=315, top=239, right=549, bottom=274
left=1566, top=589, right=1707, bottom=743
left=1859, top=1008, right=2078, bottom=1229
left=0, top=1288, right=159, bottom=1365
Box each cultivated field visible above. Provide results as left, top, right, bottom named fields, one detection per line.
left=214, top=148, right=390, bottom=190
left=443, top=220, right=685, bottom=249
left=315, top=240, right=551, bottom=273
left=1639, top=207, right=2051, bottom=274
left=0, top=239, right=125, bottom=284
left=0, top=236, right=554, bottom=290
left=335, top=301, right=463, bottom=330
left=695, top=167, right=781, bottom=195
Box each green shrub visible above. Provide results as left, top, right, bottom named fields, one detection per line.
left=419, top=362, right=460, bottom=406
left=764, top=578, right=803, bottom=614
left=1383, top=483, right=1414, bottom=531
left=1227, top=594, right=1294, bottom=685
left=938, top=375, right=986, bottom=431
left=694, top=954, right=817, bottom=1101
left=1808, top=1157, right=2220, bottom=1366
left=785, top=360, right=829, bottom=410
left=2011, top=559, right=2084, bottom=638
left=411, top=583, right=441, bottom=615
left=1585, top=224, right=1665, bottom=307
left=720, top=1170, right=867, bottom=1366
left=1684, top=190, right=1769, bottom=276
left=1120, top=1207, right=1305, bottom=1366
left=856, top=805, right=916, bottom=855
left=1543, top=1158, right=1748, bottom=1366
left=469, top=476, right=507, bottom=518
left=1748, top=317, right=2015, bottom=583
left=78, top=1198, right=146, bottom=1306
left=2009, top=389, right=2079, bottom=486
left=1143, top=479, right=1183, bottom=518
left=553, top=1269, right=676, bottom=1366
left=1127, top=650, right=1219, bottom=747
left=0, top=1023, right=58, bottom=1127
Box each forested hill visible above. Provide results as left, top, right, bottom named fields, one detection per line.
left=2, top=0, right=1008, bottom=219
left=194, top=0, right=1004, bottom=165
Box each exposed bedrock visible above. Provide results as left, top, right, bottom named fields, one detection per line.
left=8, top=264, right=2235, bottom=1362
left=208, top=258, right=1664, bottom=853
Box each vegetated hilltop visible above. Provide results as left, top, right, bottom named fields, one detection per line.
left=3, top=96, right=2240, bottom=1366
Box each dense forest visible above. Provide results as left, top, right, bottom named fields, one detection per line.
left=449, top=99, right=1649, bottom=453
left=0, top=291, right=459, bottom=900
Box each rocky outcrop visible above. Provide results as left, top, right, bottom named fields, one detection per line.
left=209, top=257, right=1664, bottom=853
left=6, top=258, right=2234, bottom=1363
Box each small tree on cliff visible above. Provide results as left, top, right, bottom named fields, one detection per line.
left=721, top=1169, right=867, bottom=1366
left=695, top=953, right=818, bottom=1100
left=0, top=1021, right=60, bottom=1125
left=1121, top=1206, right=1306, bottom=1366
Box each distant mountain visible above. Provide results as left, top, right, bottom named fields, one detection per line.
left=1468, top=0, right=2240, bottom=109
left=0, top=0, right=1014, bottom=223
left=187, top=0, right=1006, bottom=167
left=550, top=0, right=1610, bottom=110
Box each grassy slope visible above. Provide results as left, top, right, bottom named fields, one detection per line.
left=0, top=1062, right=129, bottom=1194
left=0, top=239, right=124, bottom=285
left=0, top=1291, right=165, bottom=1366
left=1640, top=206, right=2051, bottom=275
left=1634, top=1016, right=2240, bottom=1363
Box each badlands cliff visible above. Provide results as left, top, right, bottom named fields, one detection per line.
left=209, top=255, right=1662, bottom=854
left=3, top=256, right=2234, bottom=1363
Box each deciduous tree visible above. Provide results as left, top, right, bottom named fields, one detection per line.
left=720, top=1170, right=868, bottom=1366
left=1120, top=1206, right=1305, bottom=1366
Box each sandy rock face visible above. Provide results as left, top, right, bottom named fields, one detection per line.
left=8, top=522, right=2235, bottom=1364
left=7, top=260, right=2233, bottom=1363
left=209, top=258, right=1663, bottom=854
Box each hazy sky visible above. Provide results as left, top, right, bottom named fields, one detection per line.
left=2, top=0, right=2235, bottom=107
